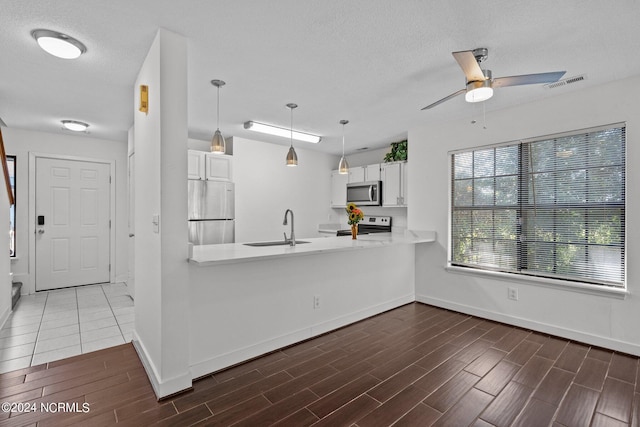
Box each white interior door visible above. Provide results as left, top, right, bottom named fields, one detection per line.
left=35, top=157, right=111, bottom=291
left=127, top=153, right=135, bottom=299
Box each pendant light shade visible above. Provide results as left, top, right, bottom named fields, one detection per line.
left=211, top=129, right=225, bottom=154
left=286, top=103, right=298, bottom=167
left=338, top=119, right=349, bottom=174
left=338, top=156, right=349, bottom=174
left=210, top=79, right=226, bottom=154
left=286, top=146, right=298, bottom=166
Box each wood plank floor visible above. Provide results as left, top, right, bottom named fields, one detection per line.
left=0, top=302, right=639, bottom=426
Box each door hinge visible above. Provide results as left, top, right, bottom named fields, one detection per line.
left=109, top=220, right=112, bottom=228
left=109, top=264, right=111, bottom=272
left=109, top=176, right=112, bottom=184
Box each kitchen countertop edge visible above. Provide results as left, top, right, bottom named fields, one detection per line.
left=189, top=230, right=435, bottom=267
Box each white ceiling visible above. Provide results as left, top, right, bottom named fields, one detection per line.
left=1, top=0, right=639, bottom=155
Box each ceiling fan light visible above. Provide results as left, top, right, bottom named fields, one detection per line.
left=465, top=79, right=493, bottom=103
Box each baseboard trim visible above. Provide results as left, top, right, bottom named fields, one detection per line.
left=416, top=294, right=640, bottom=357
left=132, top=334, right=192, bottom=399
left=189, top=294, right=415, bottom=380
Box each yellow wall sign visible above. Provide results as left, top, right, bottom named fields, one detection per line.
left=139, top=85, right=149, bottom=114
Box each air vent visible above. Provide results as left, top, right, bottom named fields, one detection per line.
left=544, top=74, right=587, bottom=89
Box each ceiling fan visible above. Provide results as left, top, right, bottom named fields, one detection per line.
left=421, top=48, right=566, bottom=110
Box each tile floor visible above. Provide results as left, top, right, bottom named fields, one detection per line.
left=0, top=282, right=134, bottom=374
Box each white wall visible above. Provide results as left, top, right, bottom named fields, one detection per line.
left=233, top=137, right=336, bottom=242
left=0, top=169, right=11, bottom=328
left=347, top=146, right=389, bottom=166
left=133, top=29, right=190, bottom=398
left=408, top=76, right=640, bottom=355
left=3, top=127, right=128, bottom=294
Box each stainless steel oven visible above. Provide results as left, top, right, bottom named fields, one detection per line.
left=346, top=181, right=381, bottom=206
left=336, top=216, right=391, bottom=236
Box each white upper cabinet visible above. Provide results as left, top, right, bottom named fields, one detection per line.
left=348, top=164, right=380, bottom=183
left=381, top=161, right=408, bottom=207
left=188, top=150, right=233, bottom=181
left=331, top=170, right=349, bottom=208
left=348, top=166, right=365, bottom=183
left=188, top=150, right=206, bottom=180
left=204, top=153, right=233, bottom=181
left=365, top=163, right=381, bottom=181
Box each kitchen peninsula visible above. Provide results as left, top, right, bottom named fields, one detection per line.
left=187, top=231, right=434, bottom=379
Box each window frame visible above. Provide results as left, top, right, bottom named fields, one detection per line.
left=447, top=123, right=627, bottom=295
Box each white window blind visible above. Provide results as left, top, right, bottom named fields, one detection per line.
left=450, top=125, right=625, bottom=287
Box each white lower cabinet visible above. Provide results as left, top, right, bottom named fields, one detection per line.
left=381, top=161, right=407, bottom=207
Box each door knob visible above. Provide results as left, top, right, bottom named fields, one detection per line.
left=38, top=229, right=45, bottom=234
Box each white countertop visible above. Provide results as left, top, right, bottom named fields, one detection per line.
left=189, top=230, right=436, bottom=266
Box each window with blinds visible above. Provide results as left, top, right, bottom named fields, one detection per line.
left=450, top=124, right=625, bottom=287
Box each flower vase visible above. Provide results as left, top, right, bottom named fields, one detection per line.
left=351, top=224, right=358, bottom=240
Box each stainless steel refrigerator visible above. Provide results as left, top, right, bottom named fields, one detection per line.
left=188, top=180, right=235, bottom=244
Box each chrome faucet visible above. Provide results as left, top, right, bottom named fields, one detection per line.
left=283, top=209, right=295, bottom=246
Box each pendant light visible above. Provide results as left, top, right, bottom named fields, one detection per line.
left=210, top=79, right=226, bottom=154
left=338, top=120, right=349, bottom=174
left=285, top=103, right=298, bottom=167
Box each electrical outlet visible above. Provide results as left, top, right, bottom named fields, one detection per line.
left=508, top=287, right=519, bottom=301
left=313, top=295, right=321, bottom=309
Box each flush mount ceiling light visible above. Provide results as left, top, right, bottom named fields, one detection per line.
left=61, top=120, right=89, bottom=132
left=210, top=79, right=226, bottom=154
left=285, top=103, right=298, bottom=167
left=32, top=29, right=87, bottom=59
left=338, top=120, right=349, bottom=174
left=244, top=121, right=321, bottom=144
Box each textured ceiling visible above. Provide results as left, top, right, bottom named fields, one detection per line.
left=1, top=0, right=639, bottom=155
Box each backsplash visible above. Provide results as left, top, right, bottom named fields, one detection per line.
left=329, top=206, right=407, bottom=231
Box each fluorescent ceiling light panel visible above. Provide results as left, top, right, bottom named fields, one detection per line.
left=244, top=121, right=321, bottom=143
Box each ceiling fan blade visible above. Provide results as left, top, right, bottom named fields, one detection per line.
left=452, top=50, right=485, bottom=82
left=492, top=71, right=566, bottom=88
left=421, top=89, right=466, bottom=110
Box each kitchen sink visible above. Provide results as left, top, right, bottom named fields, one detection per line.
left=243, top=240, right=310, bottom=247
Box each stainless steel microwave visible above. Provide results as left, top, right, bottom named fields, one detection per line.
left=346, top=181, right=382, bottom=206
